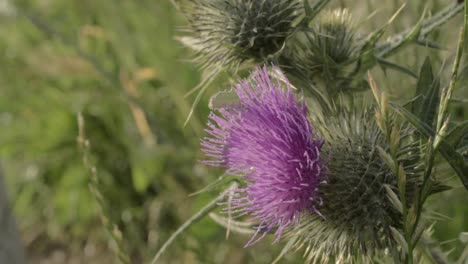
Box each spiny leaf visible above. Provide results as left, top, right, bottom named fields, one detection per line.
left=446, top=121, right=468, bottom=148
left=376, top=58, right=418, bottom=79
left=356, top=27, right=386, bottom=68
left=378, top=7, right=427, bottom=58
left=426, top=182, right=452, bottom=196
left=376, top=2, right=463, bottom=56
left=412, top=57, right=441, bottom=128
left=350, top=15, right=399, bottom=87
left=393, top=105, right=468, bottom=190
left=420, top=2, right=464, bottom=37
left=416, top=38, right=445, bottom=50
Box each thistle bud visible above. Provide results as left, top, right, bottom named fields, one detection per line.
left=284, top=111, right=422, bottom=263
left=281, top=9, right=357, bottom=96
left=182, top=0, right=302, bottom=71
left=310, top=9, right=356, bottom=65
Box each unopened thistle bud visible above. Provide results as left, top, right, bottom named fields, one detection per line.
left=182, top=0, right=302, bottom=71
left=284, top=111, right=422, bottom=263
left=309, top=9, right=356, bottom=66
left=201, top=65, right=327, bottom=246
left=281, top=9, right=357, bottom=95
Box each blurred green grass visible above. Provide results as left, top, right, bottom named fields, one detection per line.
left=0, top=0, right=466, bottom=263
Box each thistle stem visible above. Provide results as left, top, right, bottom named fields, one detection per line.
left=150, top=182, right=238, bottom=264
left=377, top=2, right=464, bottom=57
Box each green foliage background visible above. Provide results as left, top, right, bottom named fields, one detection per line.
left=0, top=0, right=466, bottom=263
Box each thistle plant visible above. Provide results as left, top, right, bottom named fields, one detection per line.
left=180, top=0, right=464, bottom=123
left=151, top=1, right=468, bottom=263
left=5, top=0, right=467, bottom=263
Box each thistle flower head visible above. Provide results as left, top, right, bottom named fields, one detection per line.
left=201, top=65, right=327, bottom=245
left=182, top=0, right=302, bottom=70
left=284, top=110, right=422, bottom=263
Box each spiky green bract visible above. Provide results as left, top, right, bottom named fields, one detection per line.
left=283, top=110, right=423, bottom=263
left=280, top=9, right=356, bottom=97
left=182, top=0, right=302, bottom=71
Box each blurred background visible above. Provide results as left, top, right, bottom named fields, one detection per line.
left=0, top=0, right=466, bottom=263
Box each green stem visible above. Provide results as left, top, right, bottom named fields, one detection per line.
left=77, top=113, right=131, bottom=264
left=150, top=183, right=238, bottom=264
left=436, top=15, right=467, bottom=132
left=377, top=2, right=464, bottom=58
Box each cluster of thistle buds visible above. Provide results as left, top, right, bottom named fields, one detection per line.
left=175, top=0, right=467, bottom=263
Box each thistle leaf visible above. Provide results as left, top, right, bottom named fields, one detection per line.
left=376, top=3, right=463, bottom=57
left=394, top=105, right=468, bottom=190
left=376, top=58, right=418, bottom=79
left=357, top=28, right=386, bottom=66
left=416, top=38, right=445, bottom=50
left=411, top=57, right=441, bottom=128
left=426, top=183, right=452, bottom=196
left=378, top=7, right=426, bottom=58
left=446, top=121, right=468, bottom=148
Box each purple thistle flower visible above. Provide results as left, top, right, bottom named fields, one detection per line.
left=201, top=65, right=327, bottom=246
